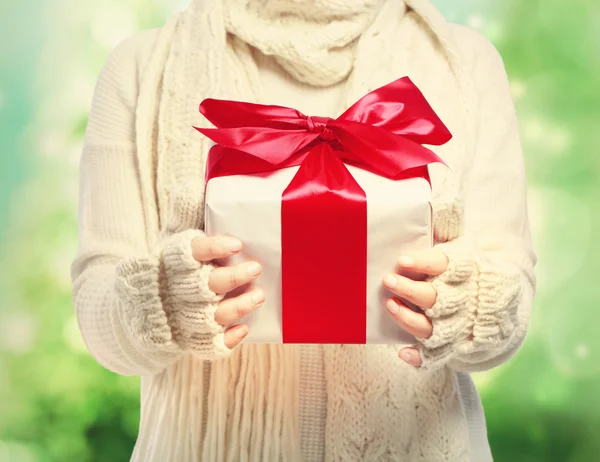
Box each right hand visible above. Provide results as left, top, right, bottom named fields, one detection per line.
left=192, top=235, right=264, bottom=349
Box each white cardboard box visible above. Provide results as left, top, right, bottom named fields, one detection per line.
left=204, top=163, right=433, bottom=345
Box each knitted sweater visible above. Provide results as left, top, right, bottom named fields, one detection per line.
left=71, top=9, right=537, bottom=461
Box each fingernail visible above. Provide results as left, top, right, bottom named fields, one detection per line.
left=247, top=262, right=262, bottom=276
left=398, top=256, right=414, bottom=267
left=251, top=289, right=265, bottom=305
left=223, top=238, right=242, bottom=252
left=387, top=299, right=399, bottom=315
left=399, top=349, right=412, bottom=363
left=383, top=274, right=397, bottom=288
left=237, top=325, right=248, bottom=338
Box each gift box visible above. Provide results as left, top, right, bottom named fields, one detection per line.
left=196, top=77, right=452, bottom=344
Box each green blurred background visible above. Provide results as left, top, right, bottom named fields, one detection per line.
left=1, top=0, right=599, bottom=461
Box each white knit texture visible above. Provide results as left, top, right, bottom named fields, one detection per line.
left=224, top=0, right=388, bottom=86
left=70, top=0, right=537, bottom=460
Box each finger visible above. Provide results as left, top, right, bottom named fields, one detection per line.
left=397, top=250, right=449, bottom=276
left=191, top=235, right=243, bottom=262
left=382, top=273, right=437, bottom=309
left=385, top=297, right=433, bottom=338
left=208, top=261, right=262, bottom=294
left=223, top=324, right=249, bottom=349
left=214, top=288, right=265, bottom=326
left=398, top=347, right=422, bottom=367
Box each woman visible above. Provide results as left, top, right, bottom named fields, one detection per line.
left=71, top=0, right=537, bottom=460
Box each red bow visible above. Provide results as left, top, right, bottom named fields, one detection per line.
left=196, top=76, right=452, bottom=344
left=196, top=76, right=451, bottom=181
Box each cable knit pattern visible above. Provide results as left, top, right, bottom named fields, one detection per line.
left=114, top=255, right=177, bottom=351
left=415, top=238, right=527, bottom=372
left=112, top=230, right=228, bottom=361
left=71, top=0, right=537, bottom=460
left=322, top=345, right=471, bottom=461
left=159, top=229, right=230, bottom=359
left=416, top=239, right=482, bottom=369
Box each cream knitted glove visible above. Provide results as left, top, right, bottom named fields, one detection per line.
left=415, top=236, right=524, bottom=371
left=113, top=186, right=233, bottom=362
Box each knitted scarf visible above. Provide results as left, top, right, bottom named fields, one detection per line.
left=134, top=0, right=477, bottom=459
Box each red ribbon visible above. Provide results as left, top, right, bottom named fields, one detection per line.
left=196, top=76, right=451, bottom=344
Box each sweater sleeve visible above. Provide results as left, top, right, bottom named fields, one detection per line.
left=415, top=32, right=538, bottom=373
left=70, top=35, right=232, bottom=377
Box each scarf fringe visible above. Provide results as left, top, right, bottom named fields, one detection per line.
left=203, top=345, right=301, bottom=461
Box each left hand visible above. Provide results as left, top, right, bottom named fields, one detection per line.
left=382, top=250, right=449, bottom=368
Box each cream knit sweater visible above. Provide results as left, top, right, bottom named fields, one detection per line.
left=71, top=2, right=537, bottom=461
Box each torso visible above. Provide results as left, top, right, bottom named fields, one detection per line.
left=130, top=16, right=496, bottom=461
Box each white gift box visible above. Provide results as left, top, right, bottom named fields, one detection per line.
left=204, top=163, right=433, bottom=345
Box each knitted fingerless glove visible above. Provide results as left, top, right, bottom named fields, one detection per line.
left=113, top=229, right=231, bottom=362
left=112, top=183, right=233, bottom=363
left=415, top=236, right=524, bottom=371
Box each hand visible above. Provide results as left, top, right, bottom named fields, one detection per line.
left=382, top=250, right=449, bottom=367
left=191, top=235, right=264, bottom=349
